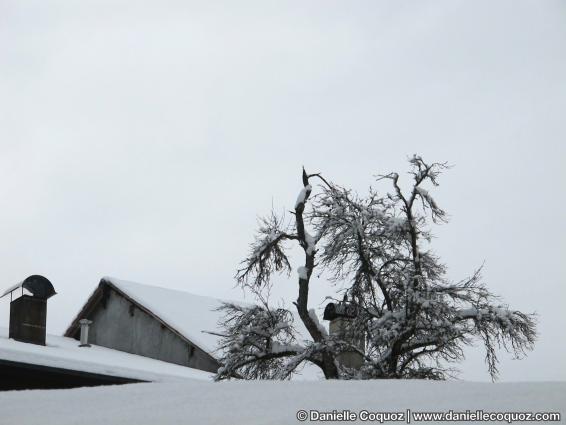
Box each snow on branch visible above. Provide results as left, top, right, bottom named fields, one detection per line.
left=236, top=212, right=297, bottom=290
left=454, top=304, right=536, bottom=379
left=308, top=309, right=328, bottom=338
left=295, top=184, right=312, bottom=209
left=415, top=187, right=447, bottom=223
left=215, top=302, right=304, bottom=380
left=408, top=154, right=450, bottom=187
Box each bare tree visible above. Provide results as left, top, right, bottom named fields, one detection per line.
left=216, top=156, right=536, bottom=380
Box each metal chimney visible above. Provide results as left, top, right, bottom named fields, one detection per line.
left=79, top=319, right=92, bottom=347
left=1, top=275, right=56, bottom=346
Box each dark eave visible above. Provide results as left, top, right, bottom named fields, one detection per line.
left=0, top=358, right=143, bottom=391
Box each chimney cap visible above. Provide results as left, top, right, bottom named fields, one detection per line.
left=323, top=302, right=358, bottom=321
left=1, top=275, right=56, bottom=300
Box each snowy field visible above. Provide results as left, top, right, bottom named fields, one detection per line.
left=1, top=380, right=564, bottom=425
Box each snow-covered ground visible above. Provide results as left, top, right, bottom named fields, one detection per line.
left=1, top=380, right=564, bottom=425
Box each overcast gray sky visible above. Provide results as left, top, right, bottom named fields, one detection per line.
left=1, top=0, right=564, bottom=382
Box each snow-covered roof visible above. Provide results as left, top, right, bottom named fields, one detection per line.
left=0, top=327, right=212, bottom=382
left=0, top=281, right=24, bottom=298
left=71, top=277, right=236, bottom=357
left=1, top=275, right=57, bottom=300
left=108, top=277, right=231, bottom=355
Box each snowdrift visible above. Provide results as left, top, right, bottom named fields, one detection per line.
left=0, top=379, right=564, bottom=424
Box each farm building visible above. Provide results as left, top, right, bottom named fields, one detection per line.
left=64, top=277, right=227, bottom=373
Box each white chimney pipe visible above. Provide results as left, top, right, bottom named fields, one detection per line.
left=79, top=319, right=92, bottom=347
